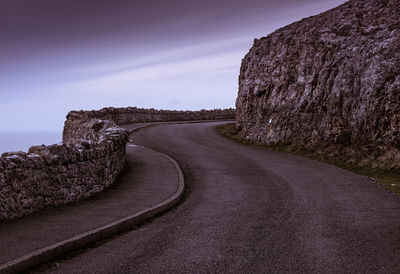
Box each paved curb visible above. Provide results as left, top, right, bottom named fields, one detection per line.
left=0, top=143, right=185, bottom=274
left=0, top=121, right=230, bottom=273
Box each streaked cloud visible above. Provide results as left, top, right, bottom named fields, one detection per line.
left=0, top=0, right=348, bottom=131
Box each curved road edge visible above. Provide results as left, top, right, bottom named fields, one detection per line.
left=0, top=135, right=185, bottom=274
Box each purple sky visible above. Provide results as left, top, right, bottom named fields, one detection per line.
left=1, top=0, right=347, bottom=131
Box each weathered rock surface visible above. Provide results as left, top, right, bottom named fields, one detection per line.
left=236, top=0, right=400, bottom=167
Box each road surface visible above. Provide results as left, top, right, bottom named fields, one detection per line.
left=35, top=121, right=400, bottom=273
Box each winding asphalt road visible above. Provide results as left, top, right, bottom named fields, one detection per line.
left=36, top=122, right=400, bottom=273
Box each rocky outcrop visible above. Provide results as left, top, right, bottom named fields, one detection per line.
left=236, top=0, right=400, bottom=167
left=66, top=107, right=235, bottom=126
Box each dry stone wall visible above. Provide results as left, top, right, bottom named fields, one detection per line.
left=236, top=0, right=400, bottom=167
left=0, top=118, right=128, bottom=220
left=0, top=106, right=235, bottom=220
left=66, top=107, right=236, bottom=126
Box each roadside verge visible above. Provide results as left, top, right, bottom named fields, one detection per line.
left=217, top=122, right=400, bottom=196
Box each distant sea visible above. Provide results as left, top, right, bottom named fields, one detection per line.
left=0, top=131, right=62, bottom=154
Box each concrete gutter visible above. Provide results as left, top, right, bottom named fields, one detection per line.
left=0, top=134, right=185, bottom=274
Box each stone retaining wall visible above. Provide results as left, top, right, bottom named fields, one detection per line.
left=0, top=107, right=235, bottom=220
left=66, top=107, right=236, bottom=126
left=0, top=118, right=128, bottom=220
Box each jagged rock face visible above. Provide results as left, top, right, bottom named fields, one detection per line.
left=236, top=0, right=400, bottom=149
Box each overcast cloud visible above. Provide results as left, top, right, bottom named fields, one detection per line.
left=0, top=0, right=347, bottom=130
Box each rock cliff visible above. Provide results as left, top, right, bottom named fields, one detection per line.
left=236, top=0, right=400, bottom=168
